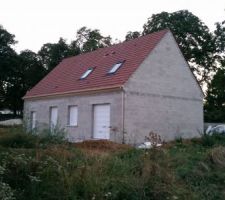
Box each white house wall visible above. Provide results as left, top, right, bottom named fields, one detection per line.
left=123, top=31, right=203, bottom=143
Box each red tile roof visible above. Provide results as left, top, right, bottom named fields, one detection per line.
left=24, top=30, right=168, bottom=98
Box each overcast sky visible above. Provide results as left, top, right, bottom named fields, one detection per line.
left=0, top=0, right=224, bottom=53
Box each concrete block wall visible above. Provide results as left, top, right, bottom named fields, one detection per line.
left=24, top=91, right=123, bottom=142
left=123, top=31, right=203, bottom=143
left=123, top=92, right=203, bottom=143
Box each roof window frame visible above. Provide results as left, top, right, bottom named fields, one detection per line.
left=80, top=67, right=94, bottom=79
left=108, top=60, right=125, bottom=75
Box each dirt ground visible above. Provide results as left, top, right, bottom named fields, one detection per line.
left=73, top=140, right=132, bottom=155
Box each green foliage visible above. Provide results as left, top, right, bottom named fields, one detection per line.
left=37, top=127, right=67, bottom=146
left=214, top=20, right=225, bottom=54
left=0, top=126, right=66, bottom=149
left=204, top=68, right=225, bottom=122
left=0, top=132, right=37, bottom=148
left=75, top=26, right=112, bottom=53
left=0, top=165, right=15, bottom=200
left=0, top=25, right=18, bottom=110
left=1, top=128, right=225, bottom=200
left=125, top=31, right=141, bottom=41
left=5, top=50, right=46, bottom=114
left=38, top=38, right=78, bottom=72
left=142, top=10, right=216, bottom=85
left=0, top=182, right=15, bottom=200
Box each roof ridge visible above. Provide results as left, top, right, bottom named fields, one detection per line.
left=24, top=29, right=168, bottom=98
left=63, top=29, right=169, bottom=61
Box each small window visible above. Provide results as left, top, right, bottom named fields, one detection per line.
left=80, top=68, right=94, bottom=79
left=68, top=106, right=78, bottom=126
left=50, top=107, right=58, bottom=131
left=108, top=61, right=124, bottom=74
left=31, top=111, right=36, bottom=130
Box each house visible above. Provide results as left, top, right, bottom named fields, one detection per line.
left=23, top=30, right=203, bottom=144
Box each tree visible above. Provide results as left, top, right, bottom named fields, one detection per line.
left=0, top=25, right=18, bottom=109
left=214, top=20, right=225, bottom=70
left=38, top=27, right=112, bottom=72
left=38, top=38, right=79, bottom=72
left=214, top=20, right=225, bottom=54
left=74, top=27, right=112, bottom=53
left=125, top=31, right=141, bottom=41
left=4, top=50, right=46, bottom=114
left=204, top=68, right=225, bottom=122
left=204, top=19, right=225, bottom=122
left=142, top=10, right=217, bottom=86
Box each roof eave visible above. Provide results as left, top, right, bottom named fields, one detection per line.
left=23, top=85, right=123, bottom=100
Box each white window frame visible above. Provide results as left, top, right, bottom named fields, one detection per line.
left=80, top=68, right=94, bottom=79
left=68, top=105, right=78, bottom=126
left=108, top=61, right=124, bottom=74
left=31, top=111, right=36, bottom=130
left=50, top=106, right=58, bottom=131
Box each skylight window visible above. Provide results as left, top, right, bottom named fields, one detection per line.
left=108, top=61, right=124, bottom=74
left=80, top=68, right=94, bottom=79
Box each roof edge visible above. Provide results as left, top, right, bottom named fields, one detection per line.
left=123, top=29, right=169, bottom=87
left=23, top=85, right=122, bottom=100
left=168, top=30, right=205, bottom=98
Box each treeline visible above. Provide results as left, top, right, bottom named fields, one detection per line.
left=0, top=10, right=224, bottom=122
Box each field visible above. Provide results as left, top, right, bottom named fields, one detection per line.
left=0, top=127, right=225, bottom=200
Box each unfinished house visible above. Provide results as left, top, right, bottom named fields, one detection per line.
left=23, top=30, right=203, bottom=144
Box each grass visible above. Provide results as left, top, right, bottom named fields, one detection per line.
left=0, top=127, right=225, bottom=200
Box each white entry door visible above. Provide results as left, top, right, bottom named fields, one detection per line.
left=50, top=107, right=58, bottom=130
left=93, top=104, right=110, bottom=139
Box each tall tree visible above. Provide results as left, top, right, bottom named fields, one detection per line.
left=74, top=27, right=112, bottom=53
left=125, top=31, right=141, bottom=41
left=204, top=68, right=225, bottom=122
left=214, top=20, right=225, bottom=69
left=214, top=20, right=225, bottom=54
left=4, top=50, right=46, bottom=114
left=38, top=38, right=79, bottom=72
left=142, top=10, right=217, bottom=86
left=0, top=25, right=18, bottom=109
left=204, top=19, right=225, bottom=122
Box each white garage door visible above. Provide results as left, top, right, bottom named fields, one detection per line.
left=93, top=104, right=110, bottom=139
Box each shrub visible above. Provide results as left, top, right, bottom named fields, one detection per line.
left=0, top=126, right=67, bottom=149
left=0, top=165, right=15, bottom=200
left=0, top=130, right=37, bottom=148
left=200, top=132, right=215, bottom=147
left=37, top=127, right=67, bottom=147
left=0, top=182, right=15, bottom=200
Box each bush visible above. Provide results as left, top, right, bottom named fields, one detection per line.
left=1, top=128, right=225, bottom=200
left=0, top=182, right=15, bottom=200
left=0, top=131, right=37, bottom=148
left=0, top=126, right=67, bottom=149
left=38, top=127, right=67, bottom=146
left=0, top=165, right=15, bottom=200
left=200, top=132, right=225, bottom=147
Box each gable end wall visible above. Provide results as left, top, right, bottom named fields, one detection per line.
left=123, top=31, right=203, bottom=143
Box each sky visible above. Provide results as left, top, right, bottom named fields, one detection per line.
left=0, top=0, right=224, bottom=53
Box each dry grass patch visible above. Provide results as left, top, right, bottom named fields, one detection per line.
left=74, top=140, right=132, bottom=155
